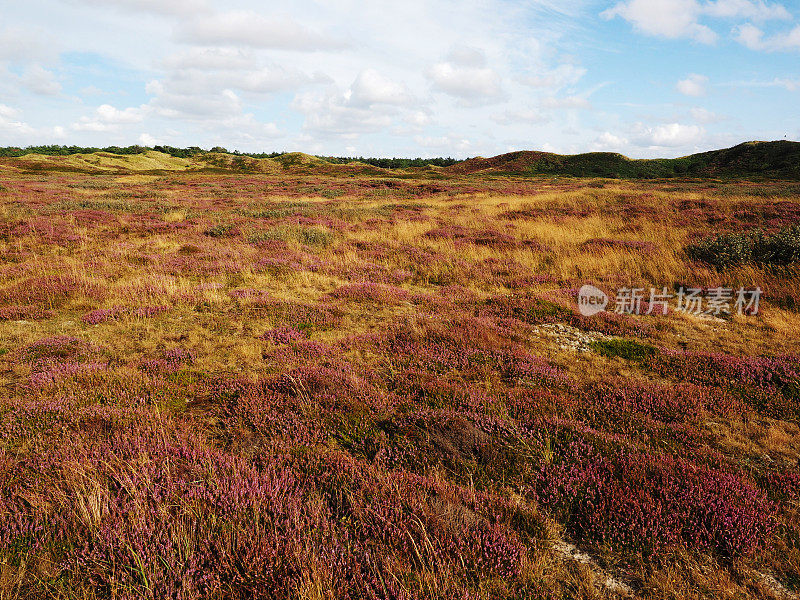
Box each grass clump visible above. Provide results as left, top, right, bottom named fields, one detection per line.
left=248, top=225, right=335, bottom=248
left=204, top=223, right=237, bottom=238
left=685, top=226, right=800, bottom=268
left=590, top=338, right=657, bottom=362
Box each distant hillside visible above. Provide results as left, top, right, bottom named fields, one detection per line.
left=447, top=141, right=800, bottom=180
left=1, top=141, right=797, bottom=179
left=0, top=150, right=192, bottom=173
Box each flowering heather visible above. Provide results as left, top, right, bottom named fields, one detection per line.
left=329, top=282, right=410, bottom=304
left=580, top=237, right=658, bottom=253
left=138, top=347, right=195, bottom=374
left=252, top=299, right=343, bottom=330
left=0, top=304, right=54, bottom=321
left=0, top=274, right=105, bottom=308
left=533, top=439, right=775, bottom=556
left=1, top=169, right=799, bottom=598
left=81, top=305, right=169, bottom=324
left=260, top=325, right=309, bottom=344
left=228, top=287, right=272, bottom=300
left=425, top=224, right=522, bottom=248
left=647, top=349, right=800, bottom=417
left=16, top=335, right=102, bottom=366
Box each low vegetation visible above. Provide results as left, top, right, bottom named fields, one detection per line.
left=0, top=152, right=798, bottom=599
left=685, top=225, right=800, bottom=268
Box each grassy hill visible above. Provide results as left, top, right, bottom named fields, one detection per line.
left=1, top=140, right=798, bottom=179
left=0, top=150, right=192, bottom=173
left=447, top=141, right=800, bottom=179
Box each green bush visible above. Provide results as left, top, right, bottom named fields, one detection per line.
left=685, top=226, right=800, bottom=269
left=204, top=223, right=236, bottom=238
left=590, top=338, right=657, bottom=362
left=247, top=225, right=334, bottom=248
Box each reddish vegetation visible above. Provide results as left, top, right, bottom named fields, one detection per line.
left=0, top=169, right=799, bottom=599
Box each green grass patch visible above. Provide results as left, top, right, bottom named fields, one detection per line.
left=590, top=338, right=657, bottom=362
left=247, top=225, right=335, bottom=247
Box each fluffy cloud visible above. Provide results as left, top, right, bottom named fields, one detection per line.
left=521, top=64, right=587, bottom=89
left=20, top=66, right=62, bottom=96
left=291, top=70, right=416, bottom=138
left=73, top=104, right=146, bottom=131
left=603, top=0, right=790, bottom=44
left=0, top=104, right=66, bottom=144
left=148, top=85, right=243, bottom=120
left=292, top=90, right=394, bottom=136
left=349, top=69, right=413, bottom=107
left=690, top=107, right=724, bottom=122
left=677, top=73, right=709, bottom=96
left=427, top=47, right=503, bottom=104
left=0, top=104, right=21, bottom=120
left=602, top=0, right=717, bottom=43
left=76, top=0, right=211, bottom=17
left=703, top=0, right=790, bottom=20
left=177, top=11, right=346, bottom=51
left=0, top=26, right=55, bottom=62
left=492, top=107, right=550, bottom=125
left=540, top=95, right=591, bottom=109
left=633, top=122, right=705, bottom=147
left=592, top=131, right=628, bottom=150
left=735, top=22, right=800, bottom=50
left=414, top=134, right=473, bottom=154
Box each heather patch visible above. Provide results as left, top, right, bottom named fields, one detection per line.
left=532, top=438, right=775, bottom=556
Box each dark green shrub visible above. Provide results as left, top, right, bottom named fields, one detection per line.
left=204, top=223, right=236, bottom=238
left=685, top=226, right=800, bottom=268
left=590, top=338, right=656, bottom=362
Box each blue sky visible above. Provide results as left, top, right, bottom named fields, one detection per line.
left=1, top=0, right=799, bottom=158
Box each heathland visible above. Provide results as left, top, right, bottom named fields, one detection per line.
left=0, top=143, right=798, bottom=599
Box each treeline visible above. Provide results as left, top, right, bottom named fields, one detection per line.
left=0, top=145, right=149, bottom=157
left=0, top=145, right=462, bottom=168
left=319, top=156, right=461, bottom=168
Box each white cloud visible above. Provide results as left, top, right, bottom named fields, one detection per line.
left=349, top=69, right=413, bottom=107
left=735, top=22, right=800, bottom=50
left=427, top=64, right=503, bottom=103
left=703, top=0, right=790, bottom=21
left=73, top=104, right=147, bottom=131
left=0, top=105, right=67, bottom=144
left=493, top=107, right=550, bottom=125
left=445, top=45, right=489, bottom=68
left=404, top=111, right=432, bottom=127
left=725, top=75, right=800, bottom=90
left=75, top=0, right=211, bottom=16
left=177, top=11, right=346, bottom=51
left=633, top=122, right=705, bottom=147
left=162, top=47, right=256, bottom=71
left=0, top=26, right=57, bottom=63
left=292, top=88, right=395, bottom=136
left=677, top=73, right=709, bottom=96
left=427, top=47, right=503, bottom=104
left=690, top=107, right=724, bottom=122
left=96, top=104, right=146, bottom=124
left=602, top=0, right=717, bottom=43
left=540, top=95, right=591, bottom=109
left=0, top=104, right=21, bottom=119
left=592, top=131, right=628, bottom=150
left=19, top=66, right=61, bottom=96
left=138, top=132, right=160, bottom=145
left=604, top=0, right=792, bottom=45
left=149, top=88, right=243, bottom=120
left=521, top=63, right=587, bottom=89
left=414, top=134, right=472, bottom=154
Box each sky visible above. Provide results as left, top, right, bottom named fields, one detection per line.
left=1, top=0, right=799, bottom=158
